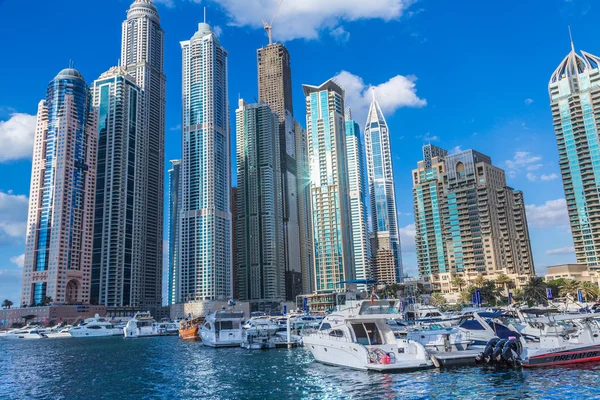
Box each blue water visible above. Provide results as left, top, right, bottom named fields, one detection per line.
left=1, top=337, right=599, bottom=399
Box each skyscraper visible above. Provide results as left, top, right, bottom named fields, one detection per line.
left=121, top=0, right=166, bottom=307
left=412, top=146, right=535, bottom=293
left=235, top=100, right=285, bottom=310
left=345, top=109, right=371, bottom=287
left=364, top=98, right=403, bottom=283
left=168, top=160, right=182, bottom=306
left=21, top=68, right=98, bottom=306
left=296, top=120, right=314, bottom=295
left=303, top=79, right=354, bottom=292
left=179, top=21, right=231, bottom=302
left=549, top=41, right=600, bottom=268
left=91, top=66, right=145, bottom=307
left=257, top=43, right=303, bottom=300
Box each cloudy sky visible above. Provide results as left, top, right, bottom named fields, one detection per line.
left=0, top=0, right=594, bottom=304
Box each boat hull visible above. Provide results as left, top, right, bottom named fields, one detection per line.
left=179, top=326, right=200, bottom=341
left=523, top=345, right=600, bottom=368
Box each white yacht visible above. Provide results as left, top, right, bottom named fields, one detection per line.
left=200, top=309, right=245, bottom=347
left=123, top=312, right=161, bottom=338
left=389, top=321, right=473, bottom=352
left=303, top=300, right=433, bottom=371
left=1, top=326, right=48, bottom=340
left=457, top=311, right=521, bottom=347
left=44, top=326, right=72, bottom=339
left=242, top=318, right=280, bottom=336
left=70, top=315, right=122, bottom=338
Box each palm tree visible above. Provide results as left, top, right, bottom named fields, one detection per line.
left=579, top=281, right=600, bottom=302
left=430, top=293, right=447, bottom=307
left=559, top=279, right=580, bottom=298
left=1, top=299, right=13, bottom=309
left=495, top=274, right=513, bottom=296
left=474, top=275, right=487, bottom=288
left=523, top=277, right=547, bottom=303
left=459, top=287, right=475, bottom=304
left=451, top=276, right=465, bottom=292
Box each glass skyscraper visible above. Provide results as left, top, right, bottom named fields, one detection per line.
left=121, top=0, right=166, bottom=307
left=303, top=79, right=354, bottom=292
left=549, top=42, right=600, bottom=268
left=364, top=99, right=403, bottom=283
left=91, top=67, right=144, bottom=307
left=345, top=109, right=371, bottom=288
left=179, top=22, right=231, bottom=301
left=168, top=160, right=182, bottom=306
left=21, top=68, right=98, bottom=307
left=235, top=100, right=285, bottom=310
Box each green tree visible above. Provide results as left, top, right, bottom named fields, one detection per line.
left=579, top=281, right=600, bottom=302
left=523, top=277, right=548, bottom=303
left=2, top=299, right=13, bottom=309
left=546, top=278, right=566, bottom=298
left=451, top=276, right=466, bottom=292
left=495, top=274, right=513, bottom=296
left=430, top=293, right=447, bottom=306
left=511, top=288, right=524, bottom=303
left=39, top=296, right=53, bottom=306
left=474, top=275, right=487, bottom=288
left=559, top=279, right=580, bottom=298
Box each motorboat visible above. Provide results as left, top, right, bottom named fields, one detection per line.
left=179, top=317, right=204, bottom=341
left=292, top=315, right=323, bottom=331
left=156, top=321, right=179, bottom=336
left=44, top=326, right=72, bottom=339
left=242, top=318, right=280, bottom=336
left=390, top=321, right=473, bottom=352
left=477, top=314, right=600, bottom=368
left=200, top=309, right=245, bottom=347
left=303, top=300, right=433, bottom=371
left=123, top=312, right=160, bottom=338
left=1, top=326, right=48, bottom=340
left=457, top=312, right=522, bottom=347
left=70, top=315, right=122, bottom=338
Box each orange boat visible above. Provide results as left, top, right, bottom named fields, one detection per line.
left=179, top=317, right=204, bottom=341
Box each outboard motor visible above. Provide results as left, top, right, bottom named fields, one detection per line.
left=500, top=337, right=523, bottom=369
left=475, top=337, right=500, bottom=364
left=491, top=338, right=508, bottom=364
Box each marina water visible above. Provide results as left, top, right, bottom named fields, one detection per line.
left=2, top=337, right=600, bottom=399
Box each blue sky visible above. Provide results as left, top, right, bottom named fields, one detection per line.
left=0, top=0, right=594, bottom=304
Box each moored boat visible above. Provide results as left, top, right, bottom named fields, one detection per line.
left=179, top=317, right=204, bottom=341
left=70, top=315, right=122, bottom=338
left=123, top=312, right=161, bottom=338
left=200, top=309, right=245, bottom=347
left=1, top=326, right=48, bottom=340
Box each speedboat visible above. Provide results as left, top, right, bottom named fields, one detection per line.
left=457, top=312, right=522, bottom=347
left=390, top=321, right=473, bottom=352
left=303, top=300, right=433, bottom=371
left=293, top=315, right=323, bottom=331
left=156, top=320, right=179, bottom=336
left=242, top=318, right=280, bottom=336
left=1, top=326, right=48, bottom=340
left=123, top=312, right=160, bottom=338
left=70, top=315, right=123, bottom=338
left=44, top=326, right=72, bottom=339
left=200, top=309, right=245, bottom=347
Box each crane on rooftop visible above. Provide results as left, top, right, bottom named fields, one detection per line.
left=262, top=0, right=284, bottom=45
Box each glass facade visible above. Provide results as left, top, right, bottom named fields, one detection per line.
left=168, top=160, right=181, bottom=305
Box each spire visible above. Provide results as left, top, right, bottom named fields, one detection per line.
left=204, top=6, right=206, bottom=23
left=371, top=87, right=376, bottom=102
left=569, top=26, right=575, bottom=52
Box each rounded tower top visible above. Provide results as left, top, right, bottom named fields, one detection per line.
left=127, top=0, right=160, bottom=23
left=191, top=23, right=214, bottom=41
left=55, top=68, right=85, bottom=81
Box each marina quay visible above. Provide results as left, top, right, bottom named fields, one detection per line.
left=3, top=0, right=600, bottom=399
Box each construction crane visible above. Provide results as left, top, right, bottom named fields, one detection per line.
left=262, top=0, right=283, bottom=45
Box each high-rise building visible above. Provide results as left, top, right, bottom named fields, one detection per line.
left=412, top=146, right=535, bottom=293
left=364, top=98, right=403, bottom=283
left=179, top=22, right=231, bottom=302
left=257, top=43, right=302, bottom=300
left=549, top=42, right=600, bottom=268
left=21, top=68, right=98, bottom=307
left=231, top=187, right=238, bottom=300
left=345, top=109, right=371, bottom=288
left=295, top=120, right=314, bottom=295
left=303, top=79, right=354, bottom=292
left=168, top=160, right=182, bottom=306
left=121, top=0, right=166, bottom=307
left=235, top=100, right=285, bottom=310
left=91, top=66, right=145, bottom=307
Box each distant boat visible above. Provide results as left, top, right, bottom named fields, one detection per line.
left=1, top=326, right=48, bottom=340
left=200, top=309, right=245, bottom=347
left=70, top=315, right=123, bottom=338
left=123, top=312, right=161, bottom=338
left=179, top=317, right=204, bottom=341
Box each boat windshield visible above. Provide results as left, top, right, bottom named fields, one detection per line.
left=351, top=322, right=383, bottom=346
left=359, top=302, right=399, bottom=315
left=216, top=312, right=244, bottom=319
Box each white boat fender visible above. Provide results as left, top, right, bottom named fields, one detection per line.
left=430, top=353, right=440, bottom=368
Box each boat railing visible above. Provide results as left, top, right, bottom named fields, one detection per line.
left=309, top=329, right=350, bottom=342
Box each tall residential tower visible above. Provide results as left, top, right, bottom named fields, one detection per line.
left=91, top=66, right=145, bottom=307
left=179, top=22, right=231, bottom=301
left=303, top=79, right=354, bottom=292
left=549, top=41, right=600, bottom=268
left=120, top=0, right=166, bottom=307
left=364, top=99, right=403, bottom=283
left=235, top=100, right=285, bottom=310
left=168, top=160, right=182, bottom=305
left=21, top=68, right=98, bottom=306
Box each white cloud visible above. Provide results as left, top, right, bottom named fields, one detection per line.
left=541, top=173, right=559, bottom=181
left=525, top=98, right=534, bottom=105
left=399, top=224, right=416, bottom=254
left=213, top=25, right=223, bottom=37
left=193, top=0, right=416, bottom=42
left=505, top=151, right=555, bottom=181
left=0, top=191, right=29, bottom=244
left=450, top=145, right=463, bottom=154
left=0, top=113, right=37, bottom=163
left=10, top=254, right=24, bottom=268
left=330, top=26, right=350, bottom=42
left=506, top=151, right=542, bottom=170
left=422, top=133, right=439, bottom=142
left=526, top=173, right=537, bottom=182
left=333, top=70, right=426, bottom=125
left=546, top=246, right=575, bottom=256
left=170, top=124, right=181, bottom=132
left=525, top=198, right=570, bottom=229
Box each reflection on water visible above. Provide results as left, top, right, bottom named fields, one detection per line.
left=1, top=337, right=600, bottom=399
